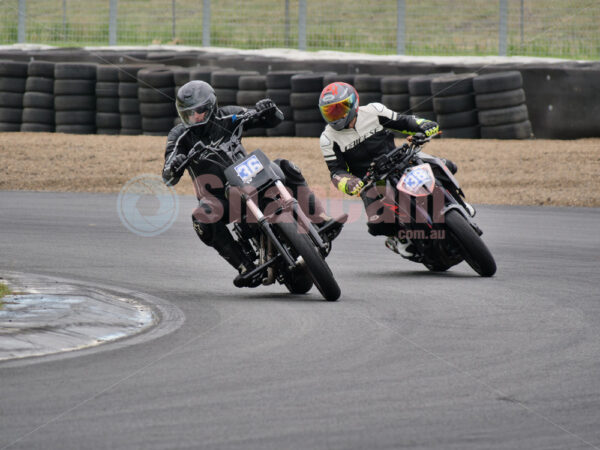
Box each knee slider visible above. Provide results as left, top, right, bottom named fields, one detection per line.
left=367, top=214, right=396, bottom=237
left=277, top=159, right=306, bottom=185
left=192, top=213, right=214, bottom=246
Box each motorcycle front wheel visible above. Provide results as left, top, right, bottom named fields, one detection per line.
left=445, top=209, right=497, bottom=277
left=275, top=216, right=341, bottom=301
left=284, top=269, right=314, bottom=295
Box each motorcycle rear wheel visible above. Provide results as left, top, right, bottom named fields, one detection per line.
left=276, top=217, right=341, bottom=301
left=445, top=209, right=497, bottom=277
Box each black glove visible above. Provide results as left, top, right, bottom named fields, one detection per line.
left=416, top=118, right=440, bottom=138
left=333, top=174, right=364, bottom=196
left=411, top=132, right=429, bottom=146
left=255, top=98, right=276, bottom=114
left=167, top=153, right=187, bottom=176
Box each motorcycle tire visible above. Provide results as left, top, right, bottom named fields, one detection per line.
left=445, top=209, right=496, bottom=277
left=276, top=218, right=341, bottom=301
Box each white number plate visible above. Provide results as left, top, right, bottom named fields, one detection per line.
left=234, top=155, right=264, bottom=182
left=403, top=167, right=432, bottom=191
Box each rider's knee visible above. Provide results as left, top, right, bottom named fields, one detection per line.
left=275, top=158, right=306, bottom=186
left=192, top=213, right=215, bottom=246
left=367, top=222, right=395, bottom=237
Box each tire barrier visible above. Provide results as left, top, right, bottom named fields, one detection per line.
left=118, top=64, right=152, bottom=135
left=189, top=66, right=217, bottom=84
left=237, top=74, right=267, bottom=136
left=21, top=61, right=55, bottom=132
left=432, top=73, right=480, bottom=139
left=211, top=70, right=258, bottom=107
left=1, top=48, right=598, bottom=138
left=173, top=67, right=191, bottom=95
left=0, top=61, right=28, bottom=131
left=172, top=67, right=191, bottom=127
left=380, top=75, right=411, bottom=114
left=53, top=63, right=97, bottom=134
left=408, top=73, right=453, bottom=122
left=96, top=65, right=121, bottom=135
left=474, top=71, right=533, bottom=139
left=291, top=72, right=334, bottom=137
left=137, top=67, right=177, bottom=136
left=354, top=74, right=382, bottom=105
left=266, top=70, right=306, bottom=137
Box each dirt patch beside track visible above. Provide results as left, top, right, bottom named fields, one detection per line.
left=1, top=133, right=598, bottom=207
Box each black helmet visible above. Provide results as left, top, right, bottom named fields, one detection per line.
left=319, top=82, right=359, bottom=131
left=176, top=80, right=217, bottom=127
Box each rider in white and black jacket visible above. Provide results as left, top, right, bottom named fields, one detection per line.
left=163, top=80, right=343, bottom=287
left=318, top=81, right=456, bottom=257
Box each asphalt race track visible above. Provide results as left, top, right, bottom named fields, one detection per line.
left=1, top=191, right=599, bottom=450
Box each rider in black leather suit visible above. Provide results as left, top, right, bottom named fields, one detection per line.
left=162, top=80, right=342, bottom=287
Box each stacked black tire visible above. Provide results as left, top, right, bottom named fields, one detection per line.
left=408, top=74, right=446, bottom=122
left=431, top=73, right=479, bottom=139
left=381, top=75, right=411, bottom=114
left=173, top=67, right=191, bottom=127
left=354, top=74, right=382, bottom=105
left=137, top=67, right=178, bottom=136
left=54, top=63, right=97, bottom=134
left=211, top=70, right=258, bottom=107
left=291, top=72, right=333, bottom=137
left=118, top=65, right=148, bottom=135
left=173, top=67, right=190, bottom=95
left=323, top=73, right=355, bottom=89
left=237, top=74, right=267, bottom=136
left=265, top=70, right=304, bottom=137
left=21, top=61, right=55, bottom=132
left=0, top=61, right=28, bottom=131
left=95, top=65, right=121, bottom=135
left=474, top=71, right=533, bottom=139
left=189, top=67, right=216, bottom=84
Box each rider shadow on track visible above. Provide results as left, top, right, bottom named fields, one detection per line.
left=359, top=269, right=479, bottom=279
left=225, top=291, right=331, bottom=303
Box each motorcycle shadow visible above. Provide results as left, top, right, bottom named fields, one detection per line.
left=360, top=269, right=478, bottom=279
left=227, top=291, right=328, bottom=303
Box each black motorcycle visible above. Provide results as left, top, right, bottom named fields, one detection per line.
left=361, top=134, right=496, bottom=277
left=180, top=110, right=342, bottom=301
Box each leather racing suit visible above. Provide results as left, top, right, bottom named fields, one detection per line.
left=319, top=102, right=452, bottom=237
left=163, top=104, right=332, bottom=274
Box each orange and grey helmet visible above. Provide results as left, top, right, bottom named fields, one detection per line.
left=318, top=82, right=359, bottom=131
left=176, top=80, right=217, bottom=128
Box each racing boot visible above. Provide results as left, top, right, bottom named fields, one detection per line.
left=307, top=193, right=346, bottom=244
left=315, top=211, right=347, bottom=244
left=233, top=262, right=262, bottom=288
left=201, top=222, right=261, bottom=288
left=385, top=235, right=415, bottom=259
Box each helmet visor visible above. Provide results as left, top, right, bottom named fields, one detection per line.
left=178, top=102, right=214, bottom=127
left=319, top=94, right=355, bottom=123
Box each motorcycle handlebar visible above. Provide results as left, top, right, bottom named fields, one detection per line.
left=360, top=137, right=427, bottom=186
left=178, top=109, right=261, bottom=170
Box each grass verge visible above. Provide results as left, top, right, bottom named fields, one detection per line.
left=0, top=282, right=11, bottom=308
